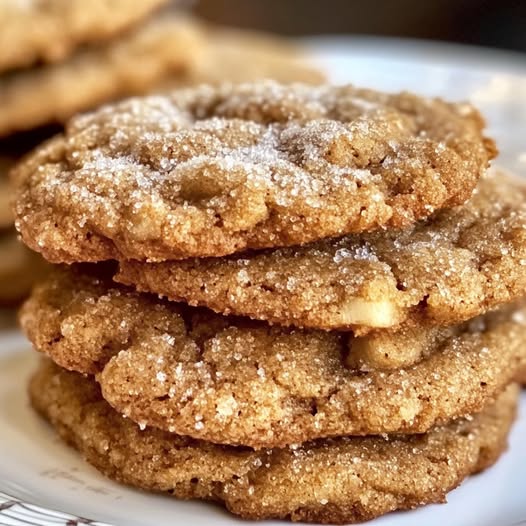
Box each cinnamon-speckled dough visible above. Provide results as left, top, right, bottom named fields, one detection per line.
left=20, top=266, right=526, bottom=448
left=30, top=360, right=518, bottom=524
left=0, top=15, right=203, bottom=136
left=0, top=0, right=168, bottom=73
left=117, top=171, right=526, bottom=334
left=12, top=82, right=495, bottom=261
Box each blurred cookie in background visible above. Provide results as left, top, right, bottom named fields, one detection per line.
left=0, top=14, right=203, bottom=136
left=0, top=0, right=169, bottom=72
left=177, top=23, right=325, bottom=85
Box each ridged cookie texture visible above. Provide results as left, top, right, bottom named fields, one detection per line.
left=117, top=171, right=526, bottom=333
left=30, top=360, right=518, bottom=525
left=20, top=266, right=526, bottom=448
left=13, top=82, right=495, bottom=261
left=0, top=0, right=169, bottom=73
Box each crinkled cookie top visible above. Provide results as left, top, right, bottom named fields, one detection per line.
left=13, top=82, right=495, bottom=262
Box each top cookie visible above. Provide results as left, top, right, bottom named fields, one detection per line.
left=12, top=82, right=495, bottom=262
left=117, top=170, right=526, bottom=333
left=0, top=0, right=168, bottom=73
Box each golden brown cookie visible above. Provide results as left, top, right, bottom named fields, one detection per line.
left=30, top=360, right=518, bottom=524
left=0, top=231, right=49, bottom=305
left=0, top=15, right=203, bottom=137
left=117, top=170, right=526, bottom=334
left=12, top=82, right=495, bottom=262
left=20, top=265, right=526, bottom=448
left=0, top=0, right=169, bottom=73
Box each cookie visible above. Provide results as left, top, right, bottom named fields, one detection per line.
left=12, top=82, right=495, bottom=262
left=0, top=15, right=203, bottom=137
left=174, top=24, right=326, bottom=85
left=116, top=170, right=526, bottom=334
left=20, top=266, right=526, bottom=448
left=30, top=360, right=518, bottom=524
left=0, top=0, right=168, bottom=73
left=0, top=231, right=48, bottom=305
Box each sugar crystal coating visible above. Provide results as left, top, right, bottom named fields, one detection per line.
left=118, top=170, right=526, bottom=333
left=30, top=360, right=518, bottom=524
left=13, top=82, right=495, bottom=261
left=20, top=265, right=526, bottom=448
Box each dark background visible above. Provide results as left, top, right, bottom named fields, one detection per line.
left=195, top=0, right=526, bottom=52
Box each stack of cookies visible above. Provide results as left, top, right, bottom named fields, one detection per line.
left=14, top=82, right=526, bottom=524
left=0, top=0, right=323, bottom=305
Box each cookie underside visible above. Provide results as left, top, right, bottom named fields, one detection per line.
left=0, top=0, right=169, bottom=73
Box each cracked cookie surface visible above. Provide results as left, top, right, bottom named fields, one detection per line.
left=20, top=266, right=526, bottom=448
left=118, top=171, right=526, bottom=333
left=12, top=82, right=495, bottom=261
left=30, top=360, right=518, bottom=524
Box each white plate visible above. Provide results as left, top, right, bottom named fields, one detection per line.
left=1, top=37, right=526, bottom=526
